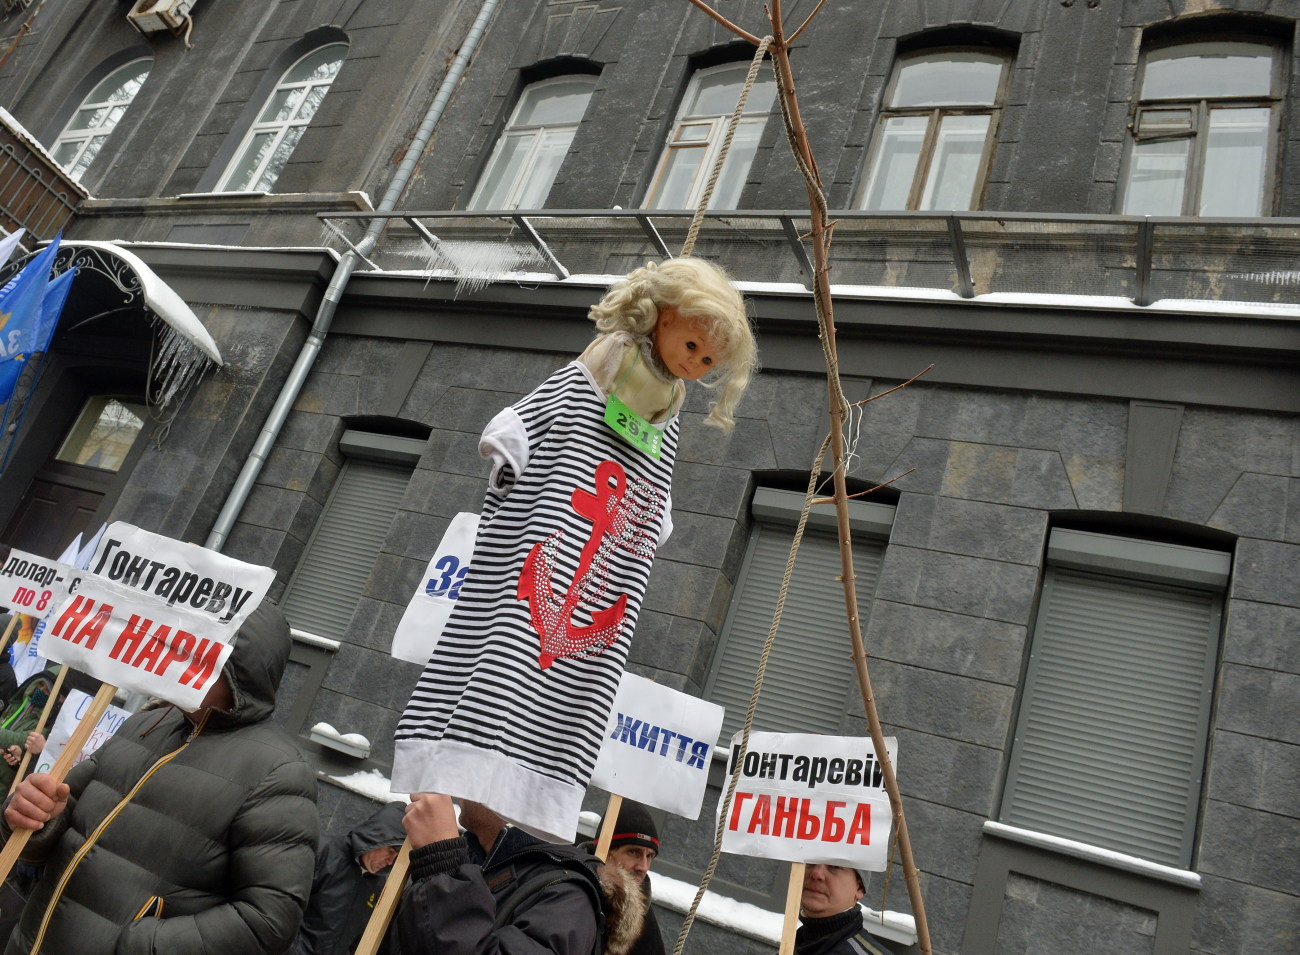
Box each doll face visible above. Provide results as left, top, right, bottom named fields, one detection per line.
left=655, top=306, right=721, bottom=381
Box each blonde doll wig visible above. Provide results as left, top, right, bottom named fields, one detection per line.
left=588, top=257, right=757, bottom=430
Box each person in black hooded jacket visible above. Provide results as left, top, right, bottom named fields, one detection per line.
left=289, top=801, right=406, bottom=955
left=1, top=599, right=318, bottom=955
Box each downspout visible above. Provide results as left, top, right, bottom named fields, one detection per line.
left=205, top=0, right=500, bottom=550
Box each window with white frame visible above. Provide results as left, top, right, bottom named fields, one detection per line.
left=279, top=431, right=421, bottom=642
left=51, top=59, right=151, bottom=182
left=644, top=63, right=776, bottom=210
left=1000, top=528, right=1230, bottom=868
left=705, top=488, right=894, bottom=744
left=856, top=49, right=1009, bottom=211
left=1121, top=39, right=1280, bottom=217
left=217, top=43, right=347, bottom=193
left=467, top=75, right=597, bottom=210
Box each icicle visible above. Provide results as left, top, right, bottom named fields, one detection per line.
left=391, top=237, right=545, bottom=297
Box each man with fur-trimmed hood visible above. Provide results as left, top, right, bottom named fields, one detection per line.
left=392, top=793, right=644, bottom=955
left=2, top=600, right=318, bottom=955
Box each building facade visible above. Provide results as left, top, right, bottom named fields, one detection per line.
left=0, top=1, right=1296, bottom=952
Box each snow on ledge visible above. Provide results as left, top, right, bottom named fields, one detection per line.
left=325, top=769, right=409, bottom=804
left=983, top=821, right=1202, bottom=889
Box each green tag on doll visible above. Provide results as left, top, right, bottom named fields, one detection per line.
left=605, top=394, right=663, bottom=459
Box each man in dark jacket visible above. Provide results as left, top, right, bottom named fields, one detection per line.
left=796, top=864, right=896, bottom=955
left=2, top=600, right=318, bottom=955
left=393, top=793, right=643, bottom=954
left=599, top=802, right=665, bottom=955
left=289, top=801, right=406, bottom=955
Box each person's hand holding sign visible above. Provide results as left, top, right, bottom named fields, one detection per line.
left=5, top=773, right=69, bottom=830
left=401, top=793, right=459, bottom=849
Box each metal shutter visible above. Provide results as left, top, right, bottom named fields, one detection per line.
left=1001, top=566, right=1221, bottom=867
left=707, top=520, right=885, bottom=743
left=280, top=459, right=410, bottom=641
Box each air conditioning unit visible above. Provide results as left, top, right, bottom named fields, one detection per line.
left=127, top=0, right=198, bottom=34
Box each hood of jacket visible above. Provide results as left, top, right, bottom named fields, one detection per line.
left=347, top=802, right=407, bottom=861
left=598, top=862, right=645, bottom=955
left=206, top=599, right=291, bottom=731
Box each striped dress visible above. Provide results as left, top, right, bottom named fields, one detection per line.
left=393, top=359, right=679, bottom=842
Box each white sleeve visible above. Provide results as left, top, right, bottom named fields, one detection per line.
left=479, top=406, right=528, bottom=490
left=658, top=493, right=673, bottom=546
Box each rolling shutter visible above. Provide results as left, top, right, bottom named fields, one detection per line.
left=1001, top=562, right=1223, bottom=867
left=707, top=512, right=887, bottom=743
left=280, top=459, right=410, bottom=641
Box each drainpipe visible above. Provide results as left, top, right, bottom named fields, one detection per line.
left=205, top=0, right=500, bottom=551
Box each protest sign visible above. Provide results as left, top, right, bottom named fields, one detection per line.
left=591, top=671, right=724, bottom=819
left=40, top=523, right=274, bottom=711
left=33, top=688, right=132, bottom=776
left=0, top=548, right=77, bottom=620
left=721, top=731, right=898, bottom=870
left=391, top=512, right=478, bottom=664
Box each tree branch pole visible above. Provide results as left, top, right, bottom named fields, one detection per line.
left=684, top=1, right=932, bottom=949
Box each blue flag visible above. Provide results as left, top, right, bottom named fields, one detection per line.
left=35, top=265, right=76, bottom=353
left=0, top=236, right=61, bottom=403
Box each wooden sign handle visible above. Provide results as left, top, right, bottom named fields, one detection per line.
left=779, top=862, right=806, bottom=955
left=353, top=837, right=412, bottom=955
left=594, top=792, right=623, bottom=861
left=0, top=682, right=117, bottom=884
left=0, top=613, right=22, bottom=658
left=8, top=666, right=71, bottom=796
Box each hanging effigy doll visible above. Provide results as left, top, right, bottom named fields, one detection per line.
left=393, top=257, right=758, bottom=841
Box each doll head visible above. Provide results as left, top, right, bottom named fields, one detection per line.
left=588, top=257, right=757, bottom=430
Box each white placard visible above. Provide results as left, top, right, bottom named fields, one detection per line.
left=33, top=689, right=133, bottom=776
left=720, top=732, right=898, bottom=870
left=0, top=549, right=78, bottom=620
left=40, top=524, right=274, bottom=710
left=391, top=512, right=478, bottom=664
left=591, top=672, right=724, bottom=819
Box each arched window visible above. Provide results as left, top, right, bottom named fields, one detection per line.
left=467, top=75, right=597, bottom=210
left=857, top=49, right=1010, bottom=211
left=644, top=62, right=776, bottom=210
left=51, top=58, right=151, bottom=182
left=217, top=43, right=347, bottom=193
left=1121, top=39, right=1281, bottom=216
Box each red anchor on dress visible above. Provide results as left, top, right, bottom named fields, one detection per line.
left=518, top=459, right=630, bottom=669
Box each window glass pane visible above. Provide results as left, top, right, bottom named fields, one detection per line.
left=54, top=397, right=146, bottom=471
left=296, top=85, right=329, bottom=123
left=860, top=115, right=927, bottom=210
left=687, top=68, right=775, bottom=117
left=1142, top=41, right=1273, bottom=99
left=52, top=141, right=81, bottom=166
left=286, top=44, right=346, bottom=84
left=259, top=87, right=303, bottom=124
left=646, top=142, right=705, bottom=208
left=1123, top=138, right=1190, bottom=215
left=468, top=132, right=536, bottom=210
left=892, top=51, right=1005, bottom=107
left=709, top=119, right=764, bottom=210
left=255, top=125, right=306, bottom=192
left=513, top=128, right=575, bottom=209
left=82, top=61, right=150, bottom=107
left=1199, top=107, right=1269, bottom=216
left=673, top=122, right=712, bottom=144
left=226, top=132, right=276, bottom=192
left=919, top=113, right=990, bottom=210
left=1135, top=108, right=1194, bottom=138
left=516, top=78, right=596, bottom=126
left=68, top=107, right=104, bottom=133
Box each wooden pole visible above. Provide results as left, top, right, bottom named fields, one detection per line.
left=595, top=792, right=623, bottom=860
left=779, top=862, right=806, bottom=955
left=352, top=838, right=411, bottom=955
left=8, top=666, right=69, bottom=795
left=683, top=2, right=932, bottom=950
left=0, top=682, right=116, bottom=883
left=0, top=613, right=22, bottom=660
